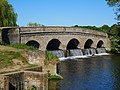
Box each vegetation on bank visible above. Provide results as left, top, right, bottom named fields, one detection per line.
left=0, top=51, right=27, bottom=68
left=48, top=74, right=63, bottom=81
left=45, top=51, right=59, bottom=65
left=9, top=43, right=37, bottom=50
left=0, top=43, right=37, bottom=50
left=0, top=70, right=20, bottom=74
left=0, top=45, right=39, bottom=74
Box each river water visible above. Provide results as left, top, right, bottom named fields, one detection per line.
left=48, top=55, right=120, bottom=90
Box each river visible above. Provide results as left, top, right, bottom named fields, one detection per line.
left=48, top=54, right=120, bottom=90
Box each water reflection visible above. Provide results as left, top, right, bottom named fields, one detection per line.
left=48, top=55, right=120, bottom=90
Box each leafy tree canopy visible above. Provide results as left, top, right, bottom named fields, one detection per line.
left=106, top=0, right=120, bottom=21
left=0, top=0, right=17, bottom=27
left=106, top=0, right=120, bottom=6
left=27, top=22, right=44, bottom=27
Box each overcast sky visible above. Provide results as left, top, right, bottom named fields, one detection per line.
left=8, top=0, right=116, bottom=27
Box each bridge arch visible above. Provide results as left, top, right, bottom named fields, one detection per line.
left=26, top=40, right=40, bottom=49
left=97, top=40, right=104, bottom=48
left=46, top=39, right=61, bottom=50
left=67, top=38, right=80, bottom=50
left=84, top=39, right=94, bottom=49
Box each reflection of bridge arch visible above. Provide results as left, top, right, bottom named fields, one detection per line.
left=97, top=40, right=104, bottom=48
left=46, top=39, right=61, bottom=50
left=84, top=39, right=93, bottom=49
left=67, top=38, right=80, bottom=50
left=26, top=40, right=40, bottom=49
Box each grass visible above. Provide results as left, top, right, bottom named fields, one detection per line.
left=0, top=70, right=20, bottom=74
left=9, top=43, right=37, bottom=50
left=0, top=42, right=37, bottom=50
left=48, top=75, right=63, bottom=81
left=0, top=51, right=27, bottom=68
left=45, top=51, right=59, bottom=65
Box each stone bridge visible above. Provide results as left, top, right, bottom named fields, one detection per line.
left=0, top=26, right=110, bottom=51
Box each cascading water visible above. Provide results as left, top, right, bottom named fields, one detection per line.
left=67, top=49, right=83, bottom=56
left=84, top=48, right=96, bottom=56
left=48, top=48, right=108, bottom=61
left=84, top=49, right=91, bottom=56
left=90, top=48, right=96, bottom=55
left=96, top=47, right=106, bottom=54
left=48, top=50, right=65, bottom=58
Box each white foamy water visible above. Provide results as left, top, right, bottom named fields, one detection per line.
left=59, top=53, right=110, bottom=61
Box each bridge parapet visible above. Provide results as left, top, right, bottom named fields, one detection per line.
left=20, top=26, right=107, bottom=37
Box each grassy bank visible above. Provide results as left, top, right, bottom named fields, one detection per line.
left=0, top=51, right=27, bottom=68
left=45, top=51, right=59, bottom=65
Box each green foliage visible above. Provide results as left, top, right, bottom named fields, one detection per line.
left=27, top=22, right=44, bottom=27
left=106, top=0, right=120, bottom=21
left=0, top=70, right=20, bottom=74
left=48, top=75, right=63, bottom=81
left=0, top=51, right=26, bottom=68
left=99, top=25, right=110, bottom=33
left=0, top=0, right=17, bottom=27
left=109, top=36, right=120, bottom=53
left=31, top=85, right=37, bottom=90
left=45, top=51, right=58, bottom=60
left=45, top=51, right=59, bottom=65
left=9, top=43, right=37, bottom=50
left=106, top=0, right=120, bottom=6
left=74, top=25, right=100, bottom=31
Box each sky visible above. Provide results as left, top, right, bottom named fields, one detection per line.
left=8, top=0, right=116, bottom=27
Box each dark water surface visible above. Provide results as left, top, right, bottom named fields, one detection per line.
left=48, top=55, right=120, bottom=90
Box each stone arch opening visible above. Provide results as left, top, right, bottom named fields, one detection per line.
left=84, top=39, right=93, bottom=49
left=2, top=29, right=10, bottom=44
left=67, top=38, right=80, bottom=50
left=97, top=40, right=104, bottom=48
left=26, top=40, right=40, bottom=49
left=46, top=39, right=61, bottom=50
left=9, top=83, right=15, bottom=90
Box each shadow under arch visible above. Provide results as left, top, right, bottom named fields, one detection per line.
left=84, top=39, right=93, bottom=49
left=97, top=40, right=104, bottom=48
left=26, top=40, right=40, bottom=49
left=9, top=83, right=15, bottom=90
left=67, top=38, right=80, bottom=50
left=46, top=39, right=61, bottom=50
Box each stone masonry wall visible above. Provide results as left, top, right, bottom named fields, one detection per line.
left=0, top=70, right=48, bottom=90
left=18, top=50, right=45, bottom=66
left=0, top=75, right=9, bottom=90
left=24, top=71, right=48, bottom=90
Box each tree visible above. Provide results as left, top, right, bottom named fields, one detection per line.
left=106, top=0, right=120, bottom=21
left=106, top=0, right=120, bottom=53
left=0, top=0, right=17, bottom=27
left=27, top=22, right=44, bottom=27
left=100, top=25, right=110, bottom=33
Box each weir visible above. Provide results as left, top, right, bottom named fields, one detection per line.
left=84, top=48, right=96, bottom=56
left=48, top=50, right=65, bottom=58
left=96, top=47, right=107, bottom=54
left=67, top=49, right=83, bottom=56
left=48, top=48, right=108, bottom=59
